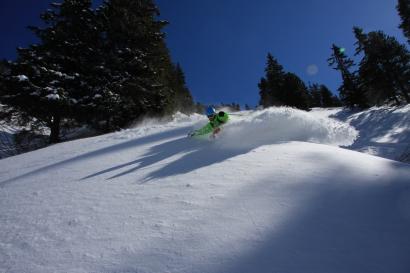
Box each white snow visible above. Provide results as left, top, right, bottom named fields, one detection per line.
left=0, top=107, right=409, bottom=273
left=311, top=105, right=410, bottom=161
left=218, top=107, right=358, bottom=151
left=46, top=94, right=60, bottom=100
left=44, top=87, right=55, bottom=92
left=16, top=75, right=28, bottom=81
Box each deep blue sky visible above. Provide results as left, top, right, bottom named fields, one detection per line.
left=0, top=0, right=406, bottom=107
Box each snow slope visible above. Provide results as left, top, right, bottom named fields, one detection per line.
left=312, top=105, right=410, bottom=162
left=1, top=108, right=410, bottom=273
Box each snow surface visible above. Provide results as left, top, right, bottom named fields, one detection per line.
left=1, top=107, right=410, bottom=273
left=16, top=75, right=28, bottom=82
left=311, top=105, right=410, bottom=161
left=46, top=94, right=60, bottom=100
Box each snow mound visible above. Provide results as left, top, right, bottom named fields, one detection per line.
left=326, top=105, right=410, bottom=162
left=217, top=107, right=358, bottom=150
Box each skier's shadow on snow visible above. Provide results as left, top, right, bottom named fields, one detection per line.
left=84, top=136, right=251, bottom=182
left=139, top=138, right=249, bottom=182
left=1, top=126, right=192, bottom=188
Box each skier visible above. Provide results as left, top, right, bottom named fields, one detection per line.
left=188, top=106, right=229, bottom=138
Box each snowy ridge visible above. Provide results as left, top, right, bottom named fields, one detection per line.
left=0, top=107, right=410, bottom=273
left=311, top=105, right=410, bottom=162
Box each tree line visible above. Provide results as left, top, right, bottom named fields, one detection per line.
left=258, top=53, right=340, bottom=110
left=328, top=0, right=410, bottom=108
left=0, top=0, right=195, bottom=143
left=259, top=0, right=410, bottom=110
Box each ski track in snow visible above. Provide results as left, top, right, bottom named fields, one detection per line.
left=0, top=107, right=410, bottom=273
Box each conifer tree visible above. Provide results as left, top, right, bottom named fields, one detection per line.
left=308, top=83, right=322, bottom=107
left=397, top=0, right=410, bottom=43
left=354, top=27, right=410, bottom=105
left=0, top=0, right=101, bottom=143
left=328, top=44, right=367, bottom=108
left=96, top=0, right=171, bottom=126
left=258, top=53, right=311, bottom=110
left=258, top=53, right=285, bottom=107
left=265, top=54, right=286, bottom=106
left=281, top=72, right=310, bottom=110
left=167, top=63, right=195, bottom=114
left=1, top=0, right=196, bottom=143
left=319, top=85, right=335, bottom=107
left=258, top=78, right=271, bottom=108
left=308, top=84, right=337, bottom=108
left=332, top=95, right=342, bottom=107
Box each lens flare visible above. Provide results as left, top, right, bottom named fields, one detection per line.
left=307, top=64, right=319, bottom=76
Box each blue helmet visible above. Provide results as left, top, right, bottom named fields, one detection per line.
left=205, top=106, right=216, bottom=117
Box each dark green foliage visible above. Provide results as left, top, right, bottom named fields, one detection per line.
left=354, top=27, right=410, bottom=105
left=258, top=77, right=271, bottom=108
left=0, top=0, right=195, bottom=143
left=329, top=13, right=410, bottom=108
left=308, top=83, right=322, bottom=108
left=1, top=0, right=100, bottom=143
left=258, top=53, right=310, bottom=110
left=281, top=73, right=310, bottom=110
left=258, top=53, right=285, bottom=107
left=397, top=0, right=410, bottom=43
left=308, top=83, right=340, bottom=108
left=167, top=63, right=195, bottom=114
left=0, top=60, right=6, bottom=101
left=96, top=0, right=172, bottom=126
left=331, top=95, right=342, bottom=107
left=320, top=85, right=335, bottom=107
left=328, top=44, right=367, bottom=108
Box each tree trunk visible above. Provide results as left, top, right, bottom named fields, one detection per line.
left=49, top=115, right=61, bottom=144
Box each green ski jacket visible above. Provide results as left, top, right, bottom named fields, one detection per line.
left=193, top=111, right=229, bottom=137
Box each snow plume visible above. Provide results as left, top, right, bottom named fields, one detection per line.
left=130, top=112, right=203, bottom=128
left=113, top=112, right=205, bottom=141
left=217, top=107, right=358, bottom=150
